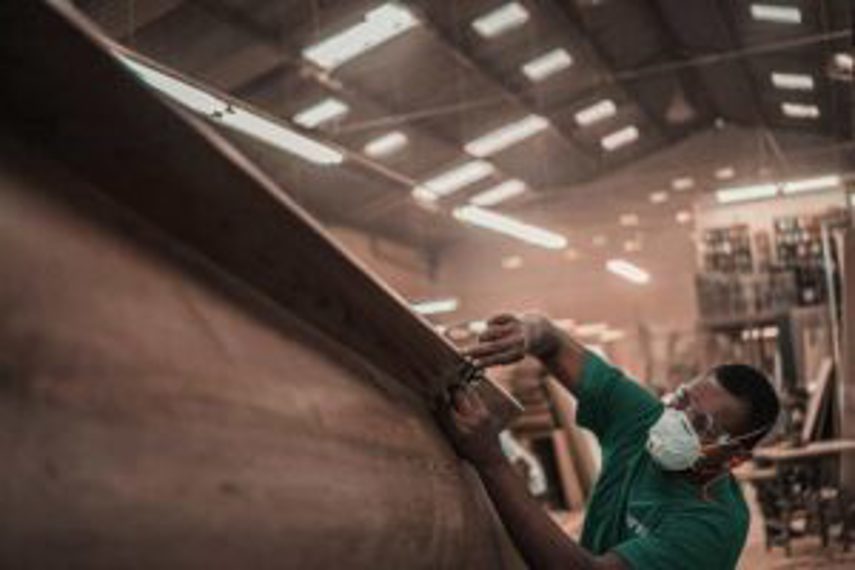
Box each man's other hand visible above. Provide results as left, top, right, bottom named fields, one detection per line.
left=439, top=387, right=505, bottom=468
left=463, top=313, right=528, bottom=369
left=463, top=313, right=556, bottom=368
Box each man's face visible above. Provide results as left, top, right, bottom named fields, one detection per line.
left=673, top=373, right=750, bottom=449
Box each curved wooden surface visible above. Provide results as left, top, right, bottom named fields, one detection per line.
left=0, top=2, right=522, bottom=568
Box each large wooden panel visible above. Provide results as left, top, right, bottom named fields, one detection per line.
left=0, top=136, right=517, bottom=568
left=0, top=2, right=522, bottom=568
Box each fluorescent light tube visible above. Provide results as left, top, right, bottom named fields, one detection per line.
left=470, top=179, right=527, bottom=207
left=601, top=125, right=639, bottom=151
left=619, top=213, right=639, bottom=227
left=606, top=259, right=650, bottom=284
left=781, top=174, right=841, bottom=194
left=716, top=183, right=779, bottom=204
left=364, top=131, right=408, bottom=157
left=302, top=3, right=418, bottom=70
left=522, top=48, right=573, bottom=82
left=649, top=191, right=669, bottom=204
left=453, top=206, right=567, bottom=249
left=415, top=160, right=495, bottom=199
left=835, top=52, right=853, bottom=72
left=600, top=329, right=626, bottom=343
left=672, top=177, right=694, bottom=191
left=411, top=186, right=439, bottom=204
left=218, top=107, right=344, bottom=165
left=751, top=4, right=802, bottom=24
left=675, top=210, right=693, bottom=224
left=771, top=72, right=814, bottom=91
left=575, top=99, right=617, bottom=126
left=781, top=102, right=820, bottom=119
left=119, top=55, right=343, bottom=165
left=412, top=298, right=459, bottom=315
left=472, top=2, right=529, bottom=38
left=501, top=255, right=524, bottom=269
left=465, top=115, right=549, bottom=157
left=575, top=322, right=608, bottom=337
left=121, top=56, right=226, bottom=115
left=715, top=166, right=735, bottom=180
left=293, top=98, right=349, bottom=128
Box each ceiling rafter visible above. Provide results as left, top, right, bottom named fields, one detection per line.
left=548, top=0, right=672, bottom=141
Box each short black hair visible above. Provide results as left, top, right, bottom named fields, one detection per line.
left=713, top=364, right=780, bottom=448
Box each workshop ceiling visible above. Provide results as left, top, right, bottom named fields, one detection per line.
left=74, top=0, right=853, bottom=253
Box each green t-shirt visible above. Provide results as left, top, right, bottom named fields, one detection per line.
left=576, top=352, right=749, bottom=570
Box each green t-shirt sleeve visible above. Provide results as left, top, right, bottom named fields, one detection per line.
left=612, top=510, right=746, bottom=570
left=576, top=351, right=661, bottom=448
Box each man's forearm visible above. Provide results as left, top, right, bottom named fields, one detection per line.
left=475, top=459, right=598, bottom=570
left=528, top=317, right=588, bottom=397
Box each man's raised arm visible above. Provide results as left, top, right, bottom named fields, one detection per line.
left=464, top=313, right=589, bottom=397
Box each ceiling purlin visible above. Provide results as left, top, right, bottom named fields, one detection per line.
left=548, top=0, right=674, bottom=142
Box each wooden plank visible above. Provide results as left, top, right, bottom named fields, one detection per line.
left=801, top=357, right=834, bottom=443
left=754, top=439, right=855, bottom=462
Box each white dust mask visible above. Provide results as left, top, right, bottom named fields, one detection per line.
left=646, top=407, right=701, bottom=471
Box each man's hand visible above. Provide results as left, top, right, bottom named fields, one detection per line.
left=440, top=387, right=505, bottom=468
left=463, top=313, right=557, bottom=369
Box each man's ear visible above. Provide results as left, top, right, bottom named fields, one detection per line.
left=727, top=450, right=751, bottom=469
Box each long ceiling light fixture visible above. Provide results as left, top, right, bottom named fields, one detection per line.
left=363, top=131, right=408, bottom=157
left=717, top=173, right=843, bottom=203
left=606, top=259, right=651, bottom=285
left=453, top=206, right=568, bottom=249
left=464, top=115, right=549, bottom=157
left=575, top=99, right=617, bottom=126
left=771, top=72, right=814, bottom=91
left=781, top=174, right=841, bottom=194
left=601, top=125, right=639, bottom=151
left=716, top=183, right=779, bottom=204
left=119, top=55, right=343, bottom=165
left=293, top=97, right=350, bottom=128
left=672, top=177, right=695, bottom=191
left=782, top=102, right=820, bottom=119
left=522, top=48, right=573, bottom=82
left=469, top=179, right=527, bottom=207
left=411, top=298, right=459, bottom=315
left=750, top=4, right=802, bottom=24
left=472, top=2, right=530, bottom=38
left=413, top=160, right=495, bottom=201
left=302, top=3, right=419, bottom=70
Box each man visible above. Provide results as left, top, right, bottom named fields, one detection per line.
left=441, top=313, right=780, bottom=570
